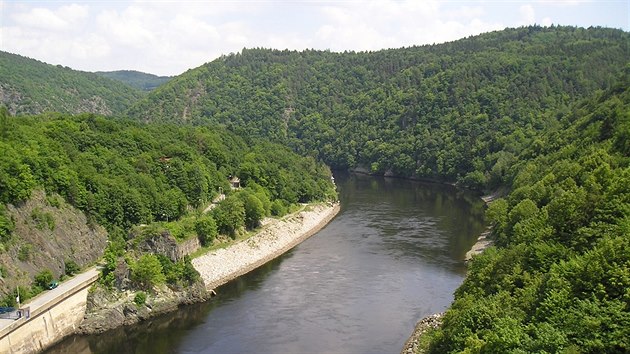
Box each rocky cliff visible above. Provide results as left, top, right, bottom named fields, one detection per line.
left=0, top=190, right=108, bottom=296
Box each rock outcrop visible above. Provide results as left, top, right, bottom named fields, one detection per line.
left=0, top=190, right=108, bottom=295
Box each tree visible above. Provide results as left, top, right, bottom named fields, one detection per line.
left=240, top=192, right=265, bottom=229
left=0, top=205, right=14, bottom=244
left=34, top=269, right=53, bottom=289
left=195, top=214, right=218, bottom=245
left=0, top=145, right=36, bottom=203
left=212, top=196, right=245, bottom=237
left=64, top=259, right=80, bottom=276
left=0, top=105, right=11, bottom=138
left=131, top=254, right=165, bottom=290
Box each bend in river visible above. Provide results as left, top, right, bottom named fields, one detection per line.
left=47, top=173, right=485, bottom=354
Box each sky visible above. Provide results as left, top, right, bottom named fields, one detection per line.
left=0, top=0, right=628, bottom=76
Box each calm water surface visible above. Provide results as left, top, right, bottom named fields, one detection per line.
left=48, top=173, right=485, bottom=354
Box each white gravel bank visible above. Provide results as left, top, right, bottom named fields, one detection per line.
left=192, top=202, right=340, bottom=291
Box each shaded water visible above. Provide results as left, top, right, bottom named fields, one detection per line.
left=48, top=173, right=485, bottom=354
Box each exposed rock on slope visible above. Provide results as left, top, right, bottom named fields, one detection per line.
left=0, top=190, right=108, bottom=295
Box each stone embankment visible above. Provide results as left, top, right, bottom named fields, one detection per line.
left=465, top=193, right=497, bottom=261
left=401, top=313, right=443, bottom=354
left=193, top=202, right=340, bottom=290
left=401, top=193, right=498, bottom=353
left=464, top=228, right=493, bottom=261
left=79, top=202, right=340, bottom=335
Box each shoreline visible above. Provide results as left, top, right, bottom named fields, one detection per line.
left=192, top=202, right=340, bottom=291
left=76, top=202, right=340, bottom=337
left=464, top=228, right=493, bottom=262
left=401, top=193, right=497, bottom=354
left=401, top=313, right=444, bottom=354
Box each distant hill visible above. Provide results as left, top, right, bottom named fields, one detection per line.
left=0, top=51, right=143, bottom=116
left=126, top=26, right=630, bottom=187
left=95, top=70, right=172, bottom=91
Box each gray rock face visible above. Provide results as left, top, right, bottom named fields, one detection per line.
left=79, top=280, right=210, bottom=334
left=0, top=190, right=108, bottom=295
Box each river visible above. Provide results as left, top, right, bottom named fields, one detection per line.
left=47, top=173, right=485, bottom=354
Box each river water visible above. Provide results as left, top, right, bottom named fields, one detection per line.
left=47, top=173, right=485, bottom=354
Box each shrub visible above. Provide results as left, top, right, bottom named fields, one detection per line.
left=131, top=254, right=165, bottom=289
left=64, top=259, right=80, bottom=276
left=212, top=196, right=245, bottom=237
left=18, top=244, right=32, bottom=261
left=195, top=215, right=218, bottom=246
left=134, top=291, right=147, bottom=305
left=34, top=269, right=53, bottom=289
left=30, top=207, right=55, bottom=231
left=0, top=205, right=14, bottom=243
left=270, top=199, right=288, bottom=216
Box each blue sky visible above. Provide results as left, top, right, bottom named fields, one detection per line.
left=1, top=1, right=628, bottom=76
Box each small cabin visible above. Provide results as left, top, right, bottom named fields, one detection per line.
left=229, top=176, right=241, bottom=189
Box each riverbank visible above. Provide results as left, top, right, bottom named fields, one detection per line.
left=464, top=193, right=497, bottom=261
left=77, top=202, right=339, bottom=336
left=192, top=202, right=340, bottom=291
left=401, top=313, right=443, bottom=354
left=464, top=228, right=493, bottom=261
left=401, top=193, right=497, bottom=354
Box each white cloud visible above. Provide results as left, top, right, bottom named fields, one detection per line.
left=57, top=4, right=88, bottom=24
left=11, top=4, right=87, bottom=32
left=170, top=14, right=220, bottom=42
left=313, top=0, right=502, bottom=51
left=96, top=6, right=158, bottom=48
left=68, top=33, right=110, bottom=61
left=519, top=4, right=537, bottom=25
left=534, top=0, right=592, bottom=5
left=0, top=0, right=625, bottom=75
left=12, top=7, right=70, bottom=31
left=447, top=5, right=486, bottom=20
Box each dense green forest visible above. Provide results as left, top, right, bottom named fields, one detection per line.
left=423, top=67, right=630, bottom=353
left=1, top=25, right=628, bottom=351
left=0, top=108, right=336, bottom=302
left=128, top=26, right=629, bottom=189
left=0, top=109, right=335, bottom=235
left=95, top=70, right=172, bottom=91
left=0, top=51, right=144, bottom=116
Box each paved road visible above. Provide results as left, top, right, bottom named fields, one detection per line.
left=26, top=268, right=99, bottom=311
left=0, top=268, right=99, bottom=335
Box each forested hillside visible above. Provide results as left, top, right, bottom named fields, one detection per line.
left=128, top=26, right=629, bottom=189
left=422, top=66, right=630, bottom=353
left=95, top=70, right=172, bottom=91
left=0, top=51, right=144, bottom=116
left=1, top=25, right=628, bottom=351
left=0, top=108, right=336, bottom=304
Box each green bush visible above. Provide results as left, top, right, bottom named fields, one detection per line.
left=64, top=259, right=80, bottom=276
left=195, top=215, right=218, bottom=246
left=34, top=269, right=53, bottom=289
left=134, top=291, right=147, bottom=305
left=270, top=199, right=288, bottom=216
left=240, top=192, right=265, bottom=229
left=30, top=207, right=55, bottom=231
left=0, top=205, right=13, bottom=244
left=18, top=244, right=32, bottom=261
left=212, top=196, right=245, bottom=238
left=46, top=194, right=61, bottom=208
left=131, top=254, right=165, bottom=289
left=156, top=254, right=200, bottom=286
